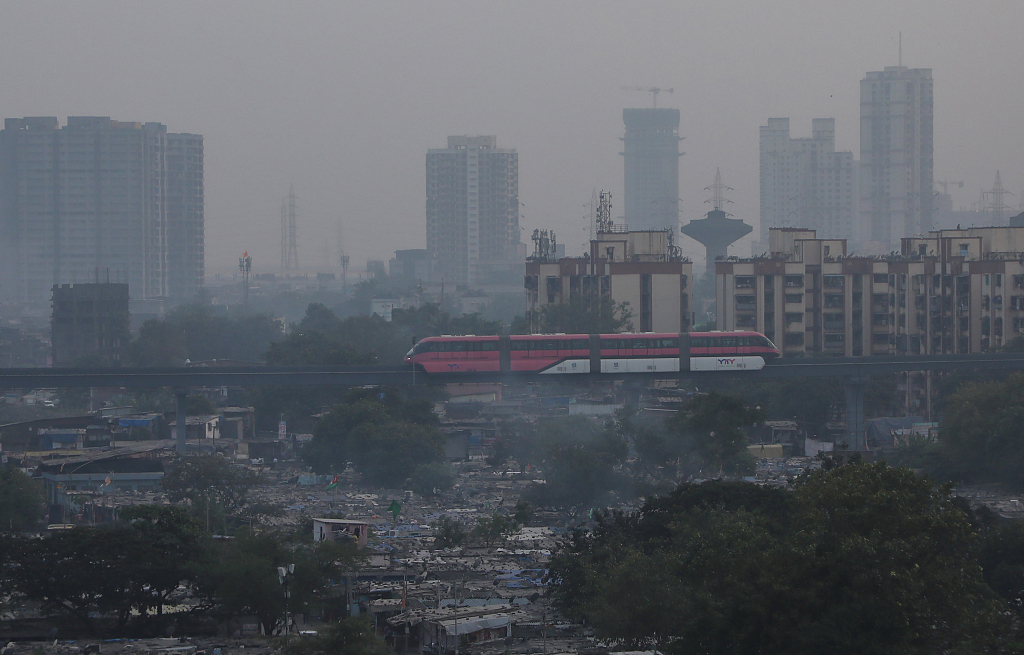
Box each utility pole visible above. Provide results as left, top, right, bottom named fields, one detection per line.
left=278, top=564, right=295, bottom=640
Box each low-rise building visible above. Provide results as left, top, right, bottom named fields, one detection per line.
left=526, top=228, right=692, bottom=333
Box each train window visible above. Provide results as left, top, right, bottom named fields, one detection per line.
left=600, top=339, right=620, bottom=349
left=481, top=341, right=497, bottom=351
left=657, top=338, right=679, bottom=348
left=450, top=341, right=466, bottom=352
left=718, top=336, right=737, bottom=347
left=756, top=336, right=774, bottom=348
left=511, top=340, right=530, bottom=351
left=690, top=337, right=708, bottom=348
left=571, top=339, right=589, bottom=350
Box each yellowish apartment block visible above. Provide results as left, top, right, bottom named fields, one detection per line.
left=718, top=227, right=1024, bottom=357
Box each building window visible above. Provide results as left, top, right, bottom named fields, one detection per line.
left=784, top=293, right=802, bottom=304
left=823, top=275, right=844, bottom=288
left=735, top=276, right=755, bottom=289
left=783, top=333, right=804, bottom=346
left=873, top=273, right=888, bottom=284
left=784, top=275, right=803, bottom=288
left=824, top=333, right=845, bottom=346
left=735, top=295, right=756, bottom=307
left=785, top=312, right=803, bottom=324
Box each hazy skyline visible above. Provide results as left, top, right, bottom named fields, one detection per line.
left=2, top=1, right=1021, bottom=278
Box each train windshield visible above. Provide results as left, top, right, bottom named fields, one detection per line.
left=407, top=340, right=433, bottom=358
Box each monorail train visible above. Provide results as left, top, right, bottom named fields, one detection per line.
left=404, top=331, right=780, bottom=375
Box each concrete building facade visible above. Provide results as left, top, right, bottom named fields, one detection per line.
left=859, top=66, right=934, bottom=250
left=0, top=117, right=204, bottom=309
left=526, top=228, right=692, bottom=333
left=51, top=282, right=130, bottom=366
left=717, top=226, right=1024, bottom=357
left=426, top=136, right=520, bottom=288
left=758, top=118, right=857, bottom=249
left=622, top=108, right=682, bottom=232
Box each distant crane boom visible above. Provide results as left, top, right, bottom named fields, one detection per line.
left=620, top=86, right=674, bottom=108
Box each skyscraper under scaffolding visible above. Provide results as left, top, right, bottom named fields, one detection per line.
left=621, top=108, right=682, bottom=232
left=426, top=136, right=520, bottom=287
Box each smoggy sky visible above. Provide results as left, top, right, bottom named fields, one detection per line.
left=2, top=1, right=1022, bottom=278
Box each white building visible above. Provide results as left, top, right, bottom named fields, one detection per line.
left=859, top=66, right=934, bottom=251
left=758, top=118, right=857, bottom=251
left=426, top=136, right=521, bottom=288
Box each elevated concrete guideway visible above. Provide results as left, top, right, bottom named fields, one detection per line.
left=3, top=353, right=1024, bottom=453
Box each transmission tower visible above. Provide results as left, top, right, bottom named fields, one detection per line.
left=280, top=186, right=299, bottom=271
left=982, top=171, right=1015, bottom=223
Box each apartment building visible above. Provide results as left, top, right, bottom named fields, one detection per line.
left=758, top=118, right=857, bottom=249
left=426, top=136, right=521, bottom=288
left=526, top=228, right=692, bottom=333
left=860, top=66, right=934, bottom=250
left=717, top=226, right=1024, bottom=357
left=0, top=117, right=204, bottom=309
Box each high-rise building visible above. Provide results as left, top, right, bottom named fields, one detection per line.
left=621, top=109, right=682, bottom=232
left=0, top=117, right=204, bottom=309
left=758, top=118, right=857, bottom=251
left=859, top=66, right=934, bottom=250
left=426, top=136, right=520, bottom=287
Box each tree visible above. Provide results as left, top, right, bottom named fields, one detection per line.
left=5, top=527, right=154, bottom=634
left=523, top=415, right=628, bottom=509
left=281, top=616, right=392, bottom=655
left=193, top=533, right=360, bottom=635
left=161, top=455, right=262, bottom=530
left=433, top=515, right=467, bottom=550
left=303, top=389, right=443, bottom=484
left=0, top=465, right=44, bottom=531
left=549, top=464, right=1016, bottom=654
left=529, top=296, right=633, bottom=334
left=410, top=462, right=456, bottom=497
left=937, top=373, right=1024, bottom=486
left=669, top=391, right=764, bottom=476
left=471, top=512, right=519, bottom=546
left=346, top=420, right=445, bottom=487
left=117, top=505, right=207, bottom=619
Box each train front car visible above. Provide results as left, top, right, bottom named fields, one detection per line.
left=404, top=335, right=501, bottom=373
left=686, top=331, right=779, bottom=371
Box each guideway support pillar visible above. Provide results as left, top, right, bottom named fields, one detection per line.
left=844, top=376, right=868, bottom=451
left=175, top=388, right=188, bottom=455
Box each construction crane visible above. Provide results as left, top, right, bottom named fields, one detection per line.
left=935, top=180, right=964, bottom=195
left=621, top=86, right=674, bottom=108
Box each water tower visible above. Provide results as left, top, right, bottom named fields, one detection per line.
left=680, top=169, right=751, bottom=267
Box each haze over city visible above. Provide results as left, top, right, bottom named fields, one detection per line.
left=2, top=0, right=1021, bottom=276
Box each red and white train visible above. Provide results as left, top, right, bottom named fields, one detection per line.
left=404, top=331, right=780, bottom=375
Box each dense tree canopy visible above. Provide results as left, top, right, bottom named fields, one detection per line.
left=0, top=465, right=44, bottom=531
left=161, top=455, right=263, bottom=531
left=550, top=462, right=1019, bottom=654
left=303, top=388, right=445, bottom=486
left=126, top=303, right=283, bottom=367
left=530, top=296, right=634, bottom=334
